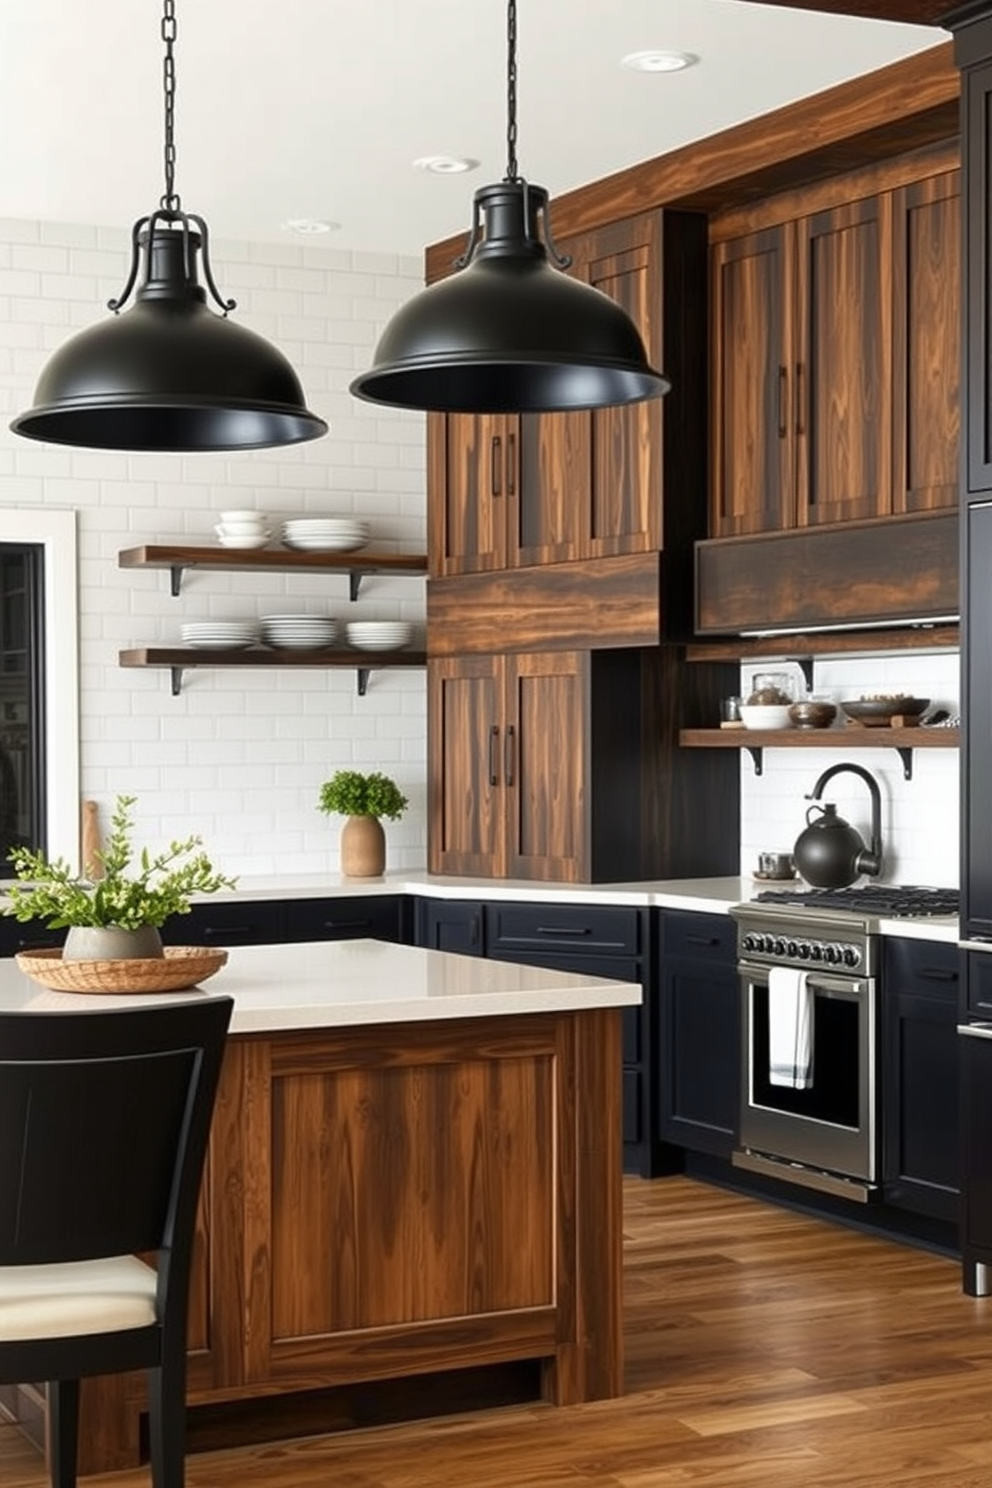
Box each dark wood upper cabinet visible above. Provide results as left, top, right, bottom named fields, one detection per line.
left=709, top=152, right=960, bottom=539
left=428, top=210, right=707, bottom=586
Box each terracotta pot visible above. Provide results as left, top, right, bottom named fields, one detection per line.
left=340, top=815, right=386, bottom=878
left=63, top=924, right=165, bottom=961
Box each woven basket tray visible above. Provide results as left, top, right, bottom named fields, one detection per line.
left=14, top=945, right=229, bottom=995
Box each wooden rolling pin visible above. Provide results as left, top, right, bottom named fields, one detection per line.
left=81, top=799, right=104, bottom=879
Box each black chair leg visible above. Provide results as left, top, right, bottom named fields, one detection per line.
left=147, top=1356, right=187, bottom=1488
left=47, top=1378, right=79, bottom=1488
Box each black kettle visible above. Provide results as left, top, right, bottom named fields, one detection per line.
left=792, top=763, right=883, bottom=889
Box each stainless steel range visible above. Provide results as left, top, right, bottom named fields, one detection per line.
left=729, top=886, right=959, bottom=1204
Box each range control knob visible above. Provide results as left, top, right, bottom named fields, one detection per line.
left=786, top=939, right=799, bottom=957
left=823, top=943, right=841, bottom=965
left=742, top=933, right=759, bottom=954
left=772, top=937, right=787, bottom=956
left=797, top=941, right=812, bottom=960
left=842, top=945, right=861, bottom=969
left=809, top=942, right=824, bottom=961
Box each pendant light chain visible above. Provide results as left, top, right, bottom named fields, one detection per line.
left=505, top=0, right=519, bottom=183
left=161, top=0, right=181, bottom=215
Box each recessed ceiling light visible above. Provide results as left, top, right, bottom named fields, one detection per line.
left=280, top=218, right=341, bottom=236
left=413, top=156, right=480, bottom=175
left=621, top=50, right=699, bottom=74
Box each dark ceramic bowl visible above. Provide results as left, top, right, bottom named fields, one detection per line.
left=787, top=700, right=838, bottom=730
left=840, top=697, right=929, bottom=727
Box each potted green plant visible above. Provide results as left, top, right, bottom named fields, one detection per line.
left=317, top=770, right=408, bottom=878
left=5, top=793, right=237, bottom=960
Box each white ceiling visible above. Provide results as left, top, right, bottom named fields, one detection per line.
left=0, top=1, right=946, bottom=260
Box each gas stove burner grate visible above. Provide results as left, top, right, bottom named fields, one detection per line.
left=753, top=885, right=959, bottom=918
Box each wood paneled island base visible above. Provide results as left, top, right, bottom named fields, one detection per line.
left=46, top=942, right=631, bottom=1477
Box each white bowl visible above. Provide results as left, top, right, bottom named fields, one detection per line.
left=219, top=509, right=267, bottom=524
left=216, top=535, right=272, bottom=550
left=215, top=521, right=269, bottom=536
left=739, top=704, right=793, bottom=730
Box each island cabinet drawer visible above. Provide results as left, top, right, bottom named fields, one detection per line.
left=660, top=910, right=736, bottom=961
left=486, top=903, right=643, bottom=958
left=163, top=900, right=287, bottom=947
left=283, top=895, right=408, bottom=945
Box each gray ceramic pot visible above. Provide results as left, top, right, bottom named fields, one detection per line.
left=62, top=925, right=165, bottom=961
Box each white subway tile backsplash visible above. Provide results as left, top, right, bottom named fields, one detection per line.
left=0, top=214, right=428, bottom=876
left=739, top=650, right=960, bottom=886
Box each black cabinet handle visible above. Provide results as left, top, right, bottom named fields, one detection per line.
left=686, top=934, right=721, bottom=947
left=491, top=435, right=502, bottom=496
left=322, top=918, right=371, bottom=932
left=505, top=723, right=516, bottom=787
left=777, top=365, right=788, bottom=438
left=917, top=968, right=958, bottom=983
left=506, top=432, right=516, bottom=496
left=198, top=925, right=250, bottom=939
left=488, top=724, right=500, bottom=787
left=795, top=361, right=805, bottom=436
left=536, top=925, right=591, bottom=936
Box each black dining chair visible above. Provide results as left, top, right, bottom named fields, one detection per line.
left=0, top=995, right=233, bottom=1488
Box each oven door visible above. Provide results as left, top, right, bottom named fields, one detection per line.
left=734, top=959, right=878, bottom=1201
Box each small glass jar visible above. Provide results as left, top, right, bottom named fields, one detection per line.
left=748, top=672, right=797, bottom=706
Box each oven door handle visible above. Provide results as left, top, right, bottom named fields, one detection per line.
left=958, top=1022, right=992, bottom=1040
left=740, top=965, right=867, bottom=997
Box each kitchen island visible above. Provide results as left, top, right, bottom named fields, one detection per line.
left=1, top=939, right=639, bottom=1475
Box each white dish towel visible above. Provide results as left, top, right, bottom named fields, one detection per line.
left=767, top=967, right=814, bottom=1089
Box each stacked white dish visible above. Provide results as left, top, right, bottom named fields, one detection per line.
left=282, top=518, right=371, bottom=553
left=260, top=614, right=339, bottom=650
left=181, top=620, right=260, bottom=650
left=214, top=510, right=271, bottom=550
left=345, top=621, right=414, bottom=652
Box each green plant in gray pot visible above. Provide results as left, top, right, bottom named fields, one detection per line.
left=5, top=793, right=237, bottom=959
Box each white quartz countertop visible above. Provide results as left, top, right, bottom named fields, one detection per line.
left=0, top=938, right=641, bottom=1033
left=175, top=871, right=960, bottom=943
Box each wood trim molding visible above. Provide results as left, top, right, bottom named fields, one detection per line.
left=426, top=44, right=959, bottom=280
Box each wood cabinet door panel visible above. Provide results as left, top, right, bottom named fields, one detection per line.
left=427, top=412, right=507, bottom=576
left=268, top=1055, right=555, bottom=1338
left=710, top=226, right=794, bottom=535
left=428, top=656, right=505, bottom=876
left=511, top=411, right=588, bottom=567
left=504, top=651, right=587, bottom=882
left=796, top=197, right=893, bottom=526
left=892, top=170, right=961, bottom=513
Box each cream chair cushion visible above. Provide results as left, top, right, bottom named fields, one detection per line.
left=0, top=1255, right=157, bottom=1340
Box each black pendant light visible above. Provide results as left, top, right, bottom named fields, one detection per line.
left=350, top=0, right=669, bottom=415
left=11, top=1, right=327, bottom=452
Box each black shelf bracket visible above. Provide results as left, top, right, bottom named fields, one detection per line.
left=170, top=666, right=184, bottom=696
left=894, top=746, right=914, bottom=781
left=170, top=565, right=185, bottom=597
left=357, top=667, right=371, bottom=696
left=745, top=745, right=764, bottom=776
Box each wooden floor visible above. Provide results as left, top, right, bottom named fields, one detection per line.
left=4, top=1175, right=992, bottom=1487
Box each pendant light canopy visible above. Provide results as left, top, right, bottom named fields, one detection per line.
left=351, top=0, right=669, bottom=415
left=11, top=2, right=327, bottom=453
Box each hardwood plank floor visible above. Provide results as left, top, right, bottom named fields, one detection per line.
left=3, top=1176, right=992, bottom=1487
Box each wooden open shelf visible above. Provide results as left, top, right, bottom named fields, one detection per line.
left=119, top=544, right=428, bottom=599
left=120, top=646, right=427, bottom=697
left=679, top=725, right=960, bottom=780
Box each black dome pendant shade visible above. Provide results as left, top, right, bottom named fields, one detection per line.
left=11, top=2, right=326, bottom=453
left=351, top=0, right=669, bottom=415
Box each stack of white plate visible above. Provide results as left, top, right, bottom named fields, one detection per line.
left=345, top=621, right=414, bottom=652
left=282, top=518, right=371, bottom=553
left=260, top=614, right=339, bottom=650
left=181, top=620, right=260, bottom=650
